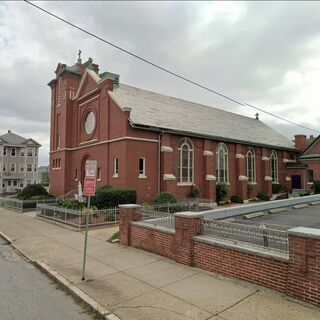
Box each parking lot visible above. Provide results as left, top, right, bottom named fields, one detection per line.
left=234, top=203, right=320, bottom=230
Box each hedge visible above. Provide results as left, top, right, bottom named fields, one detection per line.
left=91, top=186, right=136, bottom=209
left=153, top=192, right=177, bottom=205
left=314, top=180, right=320, bottom=194
left=216, top=183, right=228, bottom=203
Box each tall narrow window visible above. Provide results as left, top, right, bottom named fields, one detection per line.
left=246, top=147, right=256, bottom=183
left=97, top=167, right=101, bottom=181
left=10, top=163, right=16, bottom=172
left=113, top=157, right=119, bottom=177
left=27, top=164, right=32, bottom=172
left=20, top=148, right=25, bottom=156
left=57, top=77, right=62, bottom=106
left=75, top=169, right=78, bottom=180
left=178, top=138, right=194, bottom=183
left=216, top=143, right=228, bottom=183
left=139, top=157, right=146, bottom=178
left=27, top=148, right=33, bottom=157
left=57, top=134, right=60, bottom=150
left=308, top=170, right=314, bottom=183
left=11, top=148, right=16, bottom=156
left=270, top=151, right=278, bottom=182
left=4, top=147, right=6, bottom=156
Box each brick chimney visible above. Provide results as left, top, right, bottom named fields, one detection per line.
left=294, top=134, right=307, bottom=151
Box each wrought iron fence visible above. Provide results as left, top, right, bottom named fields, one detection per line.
left=203, top=219, right=289, bottom=254
left=36, top=203, right=119, bottom=230
left=0, top=197, right=57, bottom=212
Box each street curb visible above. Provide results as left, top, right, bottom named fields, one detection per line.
left=0, top=230, right=121, bottom=320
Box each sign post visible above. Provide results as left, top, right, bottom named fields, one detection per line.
left=81, top=160, right=96, bottom=281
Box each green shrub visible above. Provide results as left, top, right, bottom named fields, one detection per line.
left=299, top=191, right=311, bottom=197
left=190, top=184, right=200, bottom=198
left=62, top=199, right=85, bottom=210
left=91, top=186, right=136, bottom=209
left=247, top=184, right=254, bottom=199
left=314, top=180, right=320, bottom=194
left=17, top=184, right=48, bottom=200
left=153, top=192, right=177, bottom=205
left=216, top=183, right=228, bottom=203
left=272, top=183, right=281, bottom=194
left=257, top=192, right=270, bottom=201
left=231, top=195, right=243, bottom=203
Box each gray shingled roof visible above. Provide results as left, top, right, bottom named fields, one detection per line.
left=0, top=131, right=40, bottom=146
left=109, top=84, right=297, bottom=150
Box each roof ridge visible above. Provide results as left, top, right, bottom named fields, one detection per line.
left=118, top=83, right=258, bottom=123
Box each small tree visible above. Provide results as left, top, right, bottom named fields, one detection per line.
left=190, top=184, right=200, bottom=198
left=216, top=183, right=228, bottom=203
left=17, top=184, right=48, bottom=200
left=247, top=184, right=254, bottom=199
left=314, top=180, right=320, bottom=194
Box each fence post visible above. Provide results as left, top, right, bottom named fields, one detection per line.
left=119, top=204, right=141, bottom=246
left=286, top=227, right=320, bottom=305
left=174, top=211, right=204, bottom=266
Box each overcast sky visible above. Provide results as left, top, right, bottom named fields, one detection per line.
left=1, top=1, right=320, bottom=165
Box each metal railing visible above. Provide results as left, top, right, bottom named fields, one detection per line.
left=0, top=197, right=57, bottom=212
left=203, top=219, right=289, bottom=254
left=36, top=203, right=119, bottom=230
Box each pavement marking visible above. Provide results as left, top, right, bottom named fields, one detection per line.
left=292, top=204, right=309, bottom=209
left=269, top=208, right=289, bottom=214
left=243, top=212, right=265, bottom=220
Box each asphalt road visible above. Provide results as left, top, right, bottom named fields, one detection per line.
left=0, top=238, right=94, bottom=320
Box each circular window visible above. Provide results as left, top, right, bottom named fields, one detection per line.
left=85, top=112, right=96, bottom=134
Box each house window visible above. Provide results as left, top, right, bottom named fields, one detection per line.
left=10, top=163, right=16, bottom=172
left=27, top=164, right=32, bottom=172
left=216, top=143, right=228, bottom=183
left=35, top=148, right=38, bottom=157
left=8, top=180, right=11, bottom=186
left=11, top=148, right=16, bottom=156
left=3, top=163, right=6, bottom=172
left=20, top=164, right=24, bottom=172
left=246, top=147, right=256, bottom=183
left=270, top=151, right=278, bottom=182
left=178, top=138, right=194, bottom=183
left=27, top=148, right=33, bottom=157
left=139, top=157, right=146, bottom=178
left=3, top=147, right=6, bottom=156
left=20, top=182, right=24, bottom=188
left=27, top=180, right=31, bottom=186
left=308, top=170, right=314, bottom=183
left=113, top=157, right=119, bottom=177
left=20, top=148, right=25, bottom=156
left=13, top=180, right=17, bottom=187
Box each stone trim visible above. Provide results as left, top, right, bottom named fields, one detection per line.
left=174, top=211, right=205, bottom=218
left=262, top=156, right=269, bottom=161
left=118, top=204, right=141, bottom=209
left=286, top=176, right=291, bottom=181
left=239, top=175, right=248, bottom=181
left=206, top=175, right=216, bottom=181
left=236, top=154, right=245, bottom=159
left=203, top=150, right=214, bottom=156
left=264, top=176, right=272, bottom=181
left=131, top=221, right=175, bottom=235
left=288, top=227, right=320, bottom=240
left=163, top=174, right=176, bottom=181
left=161, top=146, right=173, bottom=152
left=193, top=235, right=289, bottom=262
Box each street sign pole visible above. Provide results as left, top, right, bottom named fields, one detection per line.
left=81, top=160, right=96, bottom=281
left=81, top=195, right=90, bottom=281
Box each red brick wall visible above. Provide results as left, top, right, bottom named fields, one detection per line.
left=130, top=224, right=176, bottom=260
left=193, top=241, right=288, bottom=292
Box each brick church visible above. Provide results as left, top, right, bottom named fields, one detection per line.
left=48, top=56, right=319, bottom=204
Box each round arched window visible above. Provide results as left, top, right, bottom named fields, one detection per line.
left=84, top=112, right=95, bottom=134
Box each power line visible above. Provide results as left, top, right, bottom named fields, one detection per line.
left=24, top=0, right=320, bottom=134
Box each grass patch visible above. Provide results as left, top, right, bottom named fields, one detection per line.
left=107, top=231, right=120, bottom=243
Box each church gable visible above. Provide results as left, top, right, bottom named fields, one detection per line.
left=303, top=135, right=320, bottom=155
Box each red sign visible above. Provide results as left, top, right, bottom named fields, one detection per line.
left=83, top=177, right=96, bottom=196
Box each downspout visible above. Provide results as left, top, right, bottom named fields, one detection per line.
left=158, top=131, right=165, bottom=194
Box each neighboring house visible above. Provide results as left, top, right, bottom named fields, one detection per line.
left=37, top=165, right=49, bottom=184
left=0, top=130, right=41, bottom=194
left=294, top=134, right=320, bottom=189
left=48, top=57, right=310, bottom=204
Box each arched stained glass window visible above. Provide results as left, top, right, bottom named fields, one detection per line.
left=246, top=147, right=256, bottom=183
left=178, top=138, right=194, bottom=183
left=270, top=151, right=278, bottom=182
left=216, top=143, right=228, bottom=183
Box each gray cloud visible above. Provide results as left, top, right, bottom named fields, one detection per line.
left=0, top=1, right=319, bottom=166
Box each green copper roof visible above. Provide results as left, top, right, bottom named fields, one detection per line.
left=100, top=71, right=120, bottom=87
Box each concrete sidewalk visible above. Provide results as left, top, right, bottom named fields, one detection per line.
left=0, top=207, right=319, bottom=320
